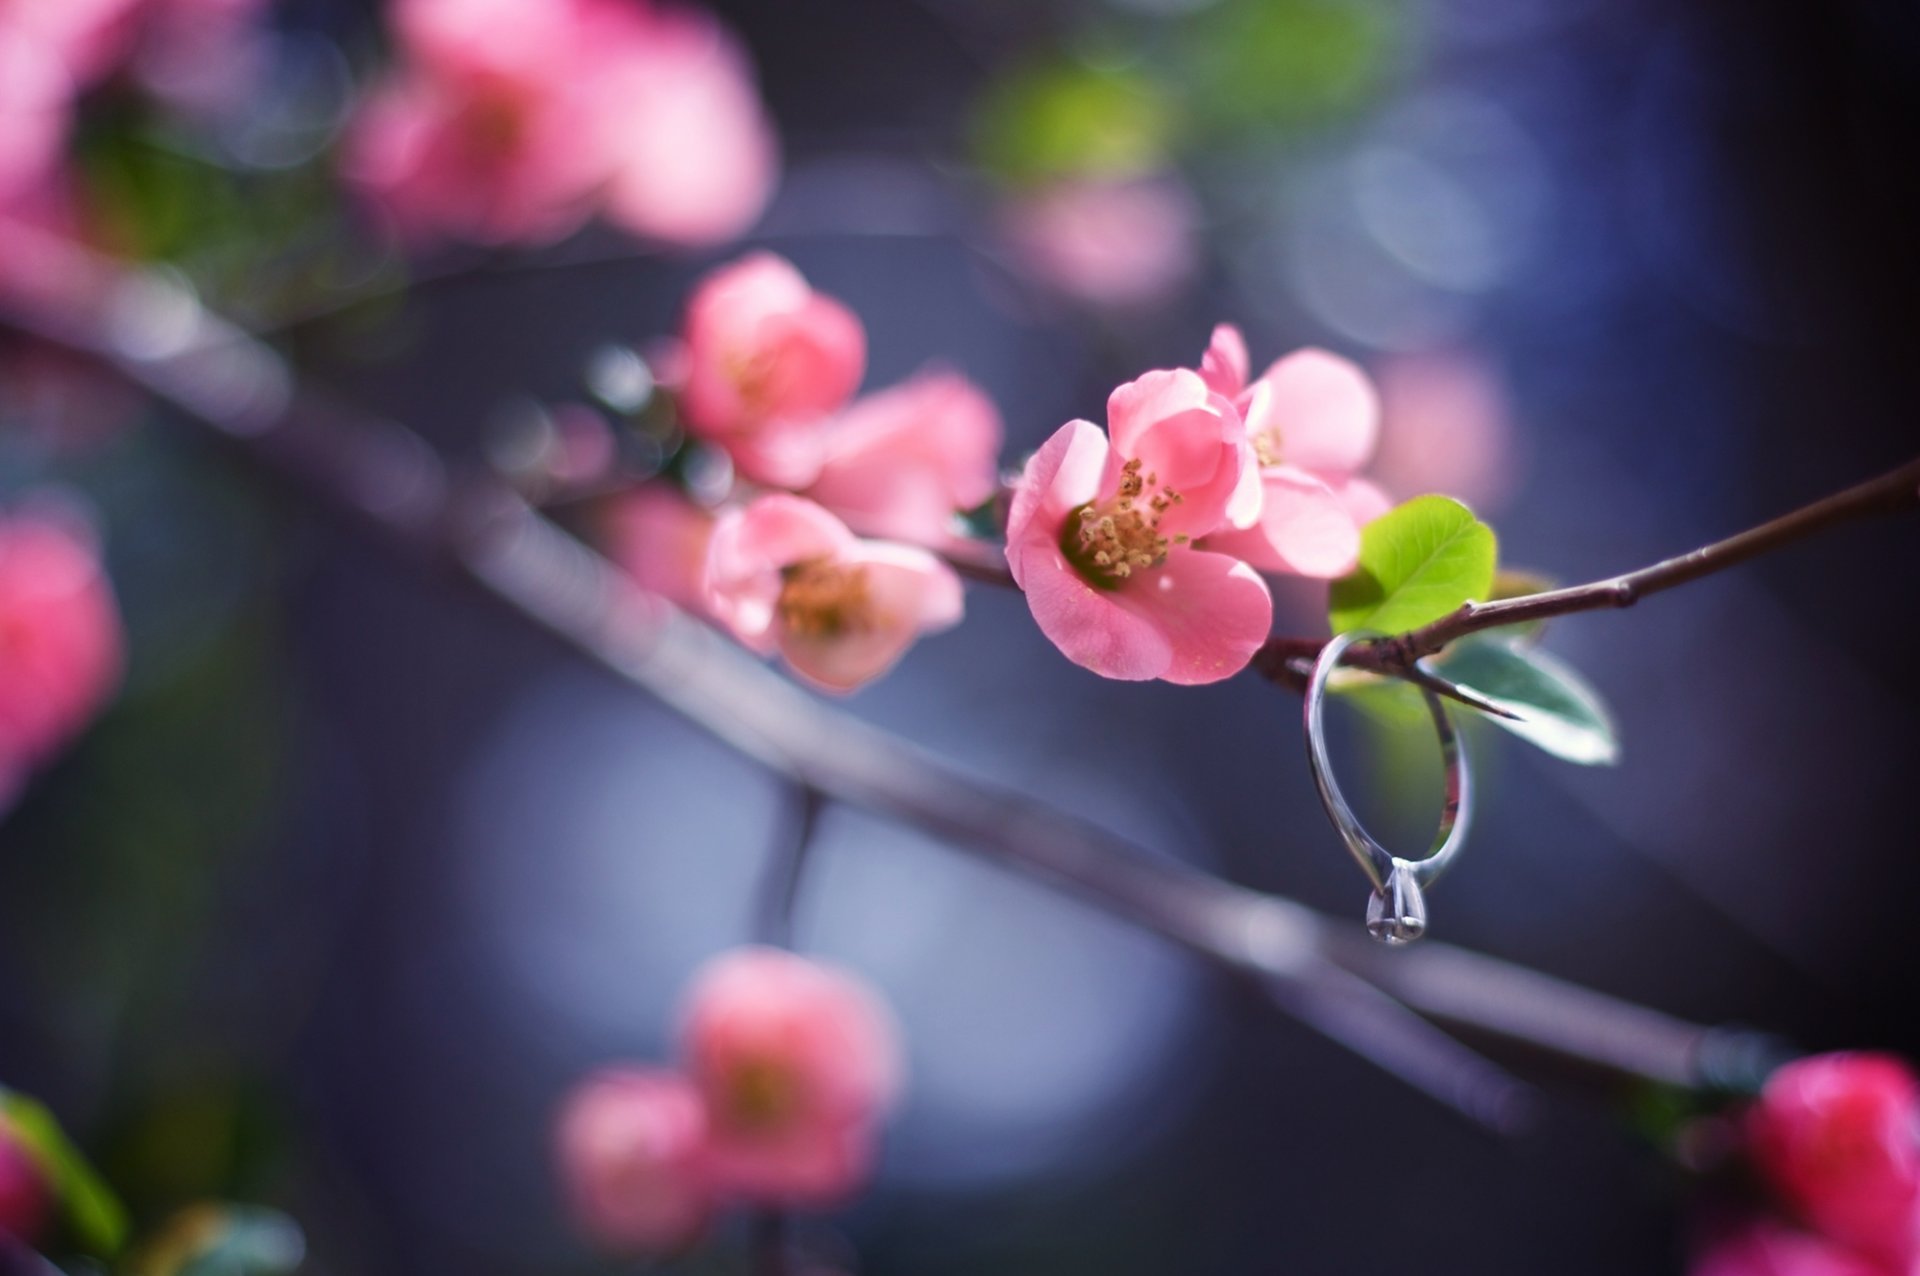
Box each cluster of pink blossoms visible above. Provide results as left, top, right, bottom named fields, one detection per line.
left=555, top=947, right=902, bottom=1255
left=346, top=0, right=776, bottom=249
left=1005, top=325, right=1385, bottom=684
left=609, top=253, right=1002, bottom=692
left=1695, top=1053, right=1920, bottom=1276
left=0, top=508, right=124, bottom=811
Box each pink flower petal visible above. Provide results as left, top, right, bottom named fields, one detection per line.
left=1004, top=420, right=1112, bottom=590
left=1198, top=323, right=1249, bottom=399
left=554, top=1068, right=710, bottom=1256
left=1107, top=548, right=1271, bottom=685
left=778, top=544, right=961, bottom=693
left=1018, top=548, right=1173, bottom=681
left=704, top=495, right=855, bottom=650
left=1106, top=367, right=1213, bottom=459
left=1253, top=467, right=1363, bottom=579
left=1246, top=348, right=1379, bottom=477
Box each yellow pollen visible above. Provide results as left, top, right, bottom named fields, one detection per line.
left=1072, top=458, right=1184, bottom=581
left=1253, top=427, right=1284, bottom=468
left=778, top=558, right=871, bottom=637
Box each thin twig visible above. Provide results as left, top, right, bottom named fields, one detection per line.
left=754, top=785, right=825, bottom=950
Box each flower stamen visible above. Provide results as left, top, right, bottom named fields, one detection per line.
left=778, top=558, right=872, bottom=636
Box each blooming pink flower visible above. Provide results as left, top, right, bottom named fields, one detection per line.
left=597, top=4, right=776, bottom=247
left=1692, top=1222, right=1890, bottom=1276
left=1749, top=1054, right=1920, bottom=1268
left=703, top=495, right=961, bottom=693
left=555, top=1067, right=710, bottom=1255
left=0, top=508, right=124, bottom=809
left=679, top=946, right=902, bottom=1207
left=679, top=255, right=866, bottom=488
left=805, top=368, right=1003, bottom=545
left=1004, top=368, right=1271, bottom=684
left=1194, top=326, right=1388, bottom=579
left=604, top=485, right=718, bottom=618
left=1000, top=174, right=1198, bottom=310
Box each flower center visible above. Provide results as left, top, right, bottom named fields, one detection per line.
left=1062, top=458, right=1185, bottom=588
left=719, top=1056, right=802, bottom=1132
left=778, top=558, right=871, bottom=637
left=1252, top=426, right=1284, bottom=468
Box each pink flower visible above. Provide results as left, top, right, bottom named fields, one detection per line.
left=805, top=368, right=1003, bottom=545
left=1000, top=175, right=1198, bottom=310
left=604, top=485, right=717, bottom=618
left=597, top=4, right=776, bottom=247
left=1004, top=368, right=1271, bottom=685
left=679, top=946, right=902, bottom=1208
left=1194, top=326, right=1389, bottom=579
left=679, top=254, right=866, bottom=488
left=555, top=1067, right=710, bottom=1255
left=1692, top=1222, right=1890, bottom=1276
left=1371, top=348, right=1519, bottom=514
left=0, top=27, right=71, bottom=206
left=703, top=495, right=961, bottom=693
left=0, top=0, right=140, bottom=88
left=0, top=508, right=124, bottom=809
left=1749, top=1054, right=1920, bottom=1268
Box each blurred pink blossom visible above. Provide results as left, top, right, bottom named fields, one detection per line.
left=805, top=368, right=1003, bottom=545
left=0, top=1116, right=49, bottom=1244
left=679, top=946, right=902, bottom=1207
left=703, top=494, right=961, bottom=693
left=1000, top=174, right=1197, bottom=310
left=1005, top=368, right=1271, bottom=685
left=555, top=1067, right=711, bottom=1256
left=679, top=254, right=865, bottom=488
left=346, top=0, right=774, bottom=248
left=1371, top=349, right=1519, bottom=514
left=1692, top=1222, right=1889, bottom=1276
left=1749, top=1054, right=1920, bottom=1269
left=1194, top=327, right=1388, bottom=579
left=0, top=28, right=71, bottom=206
left=0, top=0, right=140, bottom=89
left=0, top=506, right=124, bottom=811
left=604, top=485, right=718, bottom=618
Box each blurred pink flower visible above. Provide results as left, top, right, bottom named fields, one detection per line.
left=1371, top=349, right=1519, bottom=514
left=1194, top=326, right=1388, bottom=579
left=679, top=254, right=865, bottom=488
left=0, top=0, right=140, bottom=88
left=1004, top=368, right=1271, bottom=685
left=0, top=1116, right=49, bottom=1244
left=1000, top=174, right=1197, bottom=310
left=604, top=485, right=718, bottom=618
left=1749, top=1054, right=1920, bottom=1269
left=704, top=494, right=961, bottom=693
left=597, top=4, right=776, bottom=247
left=805, top=368, right=1003, bottom=545
left=0, top=507, right=123, bottom=810
left=679, top=946, right=902, bottom=1207
left=0, top=28, right=71, bottom=206
left=1692, top=1222, right=1889, bottom=1276
left=347, top=0, right=773, bottom=249
left=555, top=1067, right=711, bottom=1256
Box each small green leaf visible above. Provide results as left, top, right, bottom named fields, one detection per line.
left=1434, top=638, right=1620, bottom=766
left=1487, top=567, right=1558, bottom=641
left=1329, top=495, right=1497, bottom=636
left=0, top=1090, right=130, bottom=1257
left=971, top=57, right=1172, bottom=187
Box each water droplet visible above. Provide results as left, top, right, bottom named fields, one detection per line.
left=1365, top=865, right=1428, bottom=945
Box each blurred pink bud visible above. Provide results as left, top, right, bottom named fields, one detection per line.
left=554, top=1067, right=711, bottom=1256
left=1194, top=329, right=1384, bottom=579
left=1004, top=369, right=1272, bottom=685
left=805, top=368, right=1004, bottom=545
left=0, top=29, right=71, bottom=206
left=679, top=946, right=902, bottom=1208
left=598, top=5, right=776, bottom=247
left=604, top=485, right=717, bottom=618
left=704, top=494, right=961, bottom=693
left=1370, top=349, right=1519, bottom=514
left=1692, top=1222, right=1888, bottom=1276
left=0, top=1117, right=49, bottom=1244
left=0, top=507, right=124, bottom=809
left=679, top=254, right=865, bottom=488
left=1000, top=175, right=1198, bottom=310
left=1749, top=1053, right=1920, bottom=1268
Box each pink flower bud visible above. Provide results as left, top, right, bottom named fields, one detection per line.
left=704, top=495, right=962, bottom=693
left=1748, top=1053, right=1920, bottom=1268
left=554, top=1068, right=710, bottom=1256
left=0, top=1117, right=50, bottom=1244
left=1004, top=367, right=1272, bottom=684
left=1692, top=1221, right=1888, bottom=1276
left=604, top=486, right=718, bottom=618
left=679, top=947, right=902, bottom=1208
left=0, top=507, right=124, bottom=810
left=678, top=255, right=866, bottom=488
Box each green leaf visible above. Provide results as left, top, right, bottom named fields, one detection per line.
left=0, top=1090, right=130, bottom=1257
left=1487, top=567, right=1557, bottom=642
left=1434, top=638, right=1620, bottom=766
left=971, top=57, right=1172, bottom=187
left=1328, top=495, right=1497, bottom=635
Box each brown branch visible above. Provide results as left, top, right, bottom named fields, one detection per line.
left=1254, top=455, right=1920, bottom=681
left=0, top=266, right=1787, bottom=1113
